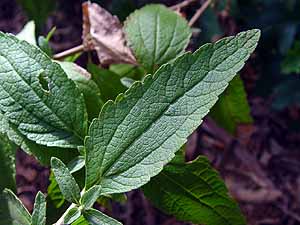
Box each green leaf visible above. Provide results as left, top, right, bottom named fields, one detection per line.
left=83, top=208, right=122, bottom=225
left=124, top=4, right=192, bottom=72
left=38, top=36, right=53, bottom=57
left=120, top=77, right=135, bottom=88
left=51, top=157, right=81, bottom=204
left=16, top=21, right=37, bottom=46
left=47, top=156, right=85, bottom=209
left=58, top=62, right=104, bottom=120
left=72, top=215, right=89, bottom=225
left=0, top=32, right=88, bottom=148
left=281, top=41, right=300, bottom=74
left=0, top=134, right=16, bottom=192
left=80, top=185, right=102, bottom=210
left=64, top=207, right=81, bottom=224
left=68, top=156, right=85, bottom=173
left=0, top=189, right=31, bottom=225
left=109, top=64, right=145, bottom=79
left=31, top=191, right=46, bottom=225
left=47, top=171, right=65, bottom=208
left=170, top=145, right=186, bottom=165
left=0, top=112, right=78, bottom=165
left=88, top=64, right=127, bottom=102
left=143, top=156, right=245, bottom=225
left=210, top=76, right=253, bottom=134
left=85, top=29, right=260, bottom=193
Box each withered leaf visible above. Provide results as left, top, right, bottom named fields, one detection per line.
left=82, top=2, right=137, bottom=66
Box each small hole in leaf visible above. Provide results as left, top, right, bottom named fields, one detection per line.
left=38, top=72, right=50, bottom=92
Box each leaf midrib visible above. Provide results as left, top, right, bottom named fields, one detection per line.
left=160, top=172, right=232, bottom=225
left=100, top=37, right=248, bottom=179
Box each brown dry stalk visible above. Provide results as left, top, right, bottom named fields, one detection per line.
left=169, top=0, right=198, bottom=10
left=53, top=44, right=84, bottom=60
left=188, top=0, right=212, bottom=27
left=53, top=0, right=212, bottom=60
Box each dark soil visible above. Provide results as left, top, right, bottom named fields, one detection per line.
left=1, top=0, right=300, bottom=225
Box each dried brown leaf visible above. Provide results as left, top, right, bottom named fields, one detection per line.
left=82, top=2, right=137, bottom=66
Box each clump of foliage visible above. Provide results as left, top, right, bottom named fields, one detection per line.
left=0, top=2, right=260, bottom=225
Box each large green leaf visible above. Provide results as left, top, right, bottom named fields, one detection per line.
left=0, top=112, right=78, bottom=165
left=85, top=30, right=260, bottom=193
left=210, top=75, right=253, bottom=134
left=0, top=134, right=16, bottom=192
left=58, top=62, right=103, bottom=120
left=31, top=191, right=46, bottom=225
left=143, top=156, right=245, bottom=225
left=124, top=4, right=192, bottom=72
left=0, top=32, right=87, bottom=148
left=83, top=208, right=122, bottom=225
left=0, top=189, right=31, bottom=225
left=88, top=64, right=127, bottom=102
left=51, top=157, right=81, bottom=204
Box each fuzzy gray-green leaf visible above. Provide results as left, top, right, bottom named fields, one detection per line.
left=80, top=185, right=102, bottom=210
left=51, top=157, right=81, bottom=204
left=64, top=207, right=81, bottom=224
left=85, top=29, right=260, bottom=194
left=31, top=191, right=46, bottom=225
left=83, top=208, right=122, bottom=225
left=0, top=189, right=31, bottom=225
left=124, top=4, right=192, bottom=72
left=0, top=32, right=87, bottom=148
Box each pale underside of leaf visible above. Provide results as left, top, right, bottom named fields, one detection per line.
left=0, top=32, right=87, bottom=148
left=0, top=107, right=78, bottom=166
left=85, top=30, right=260, bottom=194
left=16, top=21, right=37, bottom=46
left=82, top=2, right=137, bottom=66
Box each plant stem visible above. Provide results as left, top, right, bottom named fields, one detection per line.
left=188, top=0, right=212, bottom=27
left=53, top=44, right=84, bottom=60
left=169, top=0, right=198, bottom=10
left=54, top=203, right=76, bottom=225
